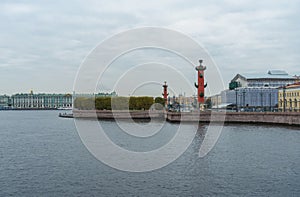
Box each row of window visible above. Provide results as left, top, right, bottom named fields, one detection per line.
left=14, top=104, right=72, bottom=108
left=248, top=81, right=294, bottom=87
left=12, top=98, right=72, bottom=101
left=279, top=92, right=300, bottom=97
left=279, top=99, right=299, bottom=107
left=13, top=101, right=71, bottom=103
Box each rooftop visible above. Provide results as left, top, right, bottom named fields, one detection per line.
left=285, top=82, right=300, bottom=89
left=238, top=70, right=295, bottom=80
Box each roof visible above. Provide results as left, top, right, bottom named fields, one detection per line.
left=285, top=82, right=300, bottom=89
left=233, top=70, right=295, bottom=81
left=267, top=70, right=288, bottom=75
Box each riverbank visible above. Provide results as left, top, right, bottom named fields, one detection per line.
left=60, top=110, right=300, bottom=126
left=72, top=109, right=165, bottom=119
left=166, top=111, right=300, bottom=126
left=0, top=108, right=59, bottom=110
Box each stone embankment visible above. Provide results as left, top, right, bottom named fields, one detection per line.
left=72, top=109, right=165, bottom=119
left=60, top=110, right=300, bottom=126
left=167, top=111, right=300, bottom=126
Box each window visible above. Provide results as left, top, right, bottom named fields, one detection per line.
left=279, top=100, right=283, bottom=107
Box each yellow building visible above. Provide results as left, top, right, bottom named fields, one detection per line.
left=278, top=83, right=300, bottom=112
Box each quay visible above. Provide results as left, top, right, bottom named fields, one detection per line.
left=166, top=111, right=300, bottom=126
left=59, top=110, right=300, bottom=126
left=71, top=110, right=165, bottom=119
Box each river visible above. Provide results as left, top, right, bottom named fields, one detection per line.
left=0, top=110, right=299, bottom=196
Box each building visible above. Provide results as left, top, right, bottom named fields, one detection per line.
left=221, top=87, right=278, bottom=111
left=294, top=75, right=300, bottom=82
left=278, top=83, right=300, bottom=112
left=219, top=70, right=298, bottom=111
left=230, top=70, right=296, bottom=89
left=167, top=94, right=197, bottom=112
left=1, top=91, right=118, bottom=109
left=0, top=95, right=11, bottom=109
left=11, top=92, right=72, bottom=109
left=74, top=91, right=117, bottom=98
left=210, top=94, right=222, bottom=108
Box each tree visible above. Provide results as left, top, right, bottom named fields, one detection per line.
left=155, top=97, right=165, bottom=105
left=205, top=98, right=212, bottom=109
left=154, top=97, right=165, bottom=110
left=76, top=96, right=154, bottom=110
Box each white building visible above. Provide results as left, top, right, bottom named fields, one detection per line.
left=0, top=95, right=11, bottom=109
left=230, top=70, right=296, bottom=88
left=221, top=87, right=278, bottom=111
left=218, top=70, right=297, bottom=111
left=11, top=93, right=72, bottom=109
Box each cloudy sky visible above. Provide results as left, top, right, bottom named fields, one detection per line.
left=1, top=0, right=300, bottom=96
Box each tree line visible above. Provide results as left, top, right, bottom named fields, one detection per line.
left=74, top=96, right=165, bottom=110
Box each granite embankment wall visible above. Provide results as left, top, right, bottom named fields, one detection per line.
left=167, top=112, right=300, bottom=126
left=73, top=110, right=165, bottom=119
left=70, top=110, right=300, bottom=126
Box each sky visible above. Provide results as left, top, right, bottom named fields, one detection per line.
left=0, top=0, right=300, bottom=96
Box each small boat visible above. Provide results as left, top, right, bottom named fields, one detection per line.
left=57, top=107, right=73, bottom=110
left=58, top=113, right=74, bottom=118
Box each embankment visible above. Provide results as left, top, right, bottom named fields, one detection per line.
left=63, top=110, right=300, bottom=126
left=72, top=109, right=165, bottom=119
left=167, top=111, right=300, bottom=126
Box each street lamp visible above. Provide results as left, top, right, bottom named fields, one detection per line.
left=260, top=91, right=264, bottom=111
left=269, top=92, right=272, bottom=112
left=242, top=89, right=246, bottom=109
left=235, top=88, right=238, bottom=112
left=216, top=94, right=219, bottom=111
left=283, top=86, right=286, bottom=112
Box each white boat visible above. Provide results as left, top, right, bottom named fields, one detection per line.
left=57, top=107, right=73, bottom=110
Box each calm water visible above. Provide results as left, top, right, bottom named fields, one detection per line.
left=0, top=111, right=299, bottom=196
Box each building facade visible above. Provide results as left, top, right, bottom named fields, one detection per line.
left=167, top=94, right=197, bottom=112
left=210, top=94, right=222, bottom=108
left=230, top=70, right=296, bottom=89
left=218, top=70, right=298, bottom=111
left=0, top=95, right=11, bottom=109
left=11, top=93, right=72, bottom=109
left=74, top=91, right=117, bottom=98
left=221, top=87, right=278, bottom=111
left=278, top=83, right=300, bottom=112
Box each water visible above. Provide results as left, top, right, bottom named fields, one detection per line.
left=0, top=111, right=299, bottom=196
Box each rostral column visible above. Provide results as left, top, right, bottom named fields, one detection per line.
left=194, top=60, right=207, bottom=105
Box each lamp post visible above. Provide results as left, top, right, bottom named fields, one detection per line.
left=260, top=91, right=264, bottom=111
left=235, top=88, right=238, bottom=112
left=283, top=86, right=286, bottom=112
left=216, top=94, right=219, bottom=111
left=269, top=92, right=272, bottom=112
left=242, top=89, right=246, bottom=109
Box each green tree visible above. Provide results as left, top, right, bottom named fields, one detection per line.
left=154, top=97, right=165, bottom=110
left=155, top=97, right=165, bottom=105
left=205, top=98, right=212, bottom=109
left=112, top=97, right=129, bottom=110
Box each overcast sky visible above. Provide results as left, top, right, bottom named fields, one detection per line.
left=1, top=0, right=299, bottom=96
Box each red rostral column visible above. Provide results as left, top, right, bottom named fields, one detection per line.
left=162, top=81, right=169, bottom=105
left=194, top=60, right=207, bottom=104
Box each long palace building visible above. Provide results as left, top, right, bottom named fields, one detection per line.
left=11, top=91, right=73, bottom=109
left=0, top=91, right=118, bottom=109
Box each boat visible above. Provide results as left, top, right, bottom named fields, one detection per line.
left=57, top=107, right=73, bottom=110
